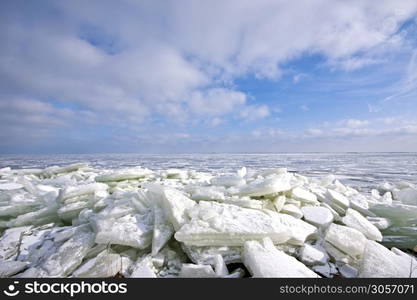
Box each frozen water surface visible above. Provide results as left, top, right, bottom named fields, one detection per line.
left=1, top=153, right=416, bottom=191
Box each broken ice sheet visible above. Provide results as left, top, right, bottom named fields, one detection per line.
left=91, top=212, right=153, bottom=249
left=152, top=204, right=174, bottom=256
left=243, top=238, right=320, bottom=278
left=72, top=250, right=121, bottom=278
left=325, top=223, right=367, bottom=259
left=175, top=201, right=316, bottom=246
left=0, top=161, right=416, bottom=278
left=238, top=173, right=293, bottom=197
left=39, top=225, right=95, bottom=277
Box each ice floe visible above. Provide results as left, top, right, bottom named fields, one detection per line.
left=0, top=163, right=415, bottom=278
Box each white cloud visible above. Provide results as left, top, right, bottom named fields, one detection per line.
left=239, top=104, right=270, bottom=121
left=345, top=119, right=370, bottom=128
left=1, top=1, right=417, bottom=152
left=304, top=117, right=417, bottom=138
left=189, top=88, right=246, bottom=116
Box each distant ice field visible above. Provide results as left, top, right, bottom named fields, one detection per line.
left=1, top=153, right=416, bottom=191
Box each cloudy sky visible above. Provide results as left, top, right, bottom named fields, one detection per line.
left=1, top=0, right=417, bottom=154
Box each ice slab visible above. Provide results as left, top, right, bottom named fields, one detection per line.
left=291, top=187, right=318, bottom=204
left=366, top=217, right=392, bottom=230
left=281, top=204, right=303, bottom=219
left=243, top=238, right=319, bottom=278
left=325, top=223, right=366, bottom=259
left=72, top=251, right=121, bottom=278
left=0, top=226, right=33, bottom=260
left=182, top=245, right=241, bottom=265
left=211, top=175, right=245, bottom=187
left=61, top=183, right=108, bottom=200
left=148, top=185, right=196, bottom=231
left=272, top=195, right=286, bottom=212
left=325, top=189, right=350, bottom=209
left=358, top=240, right=417, bottom=278
left=338, top=264, right=358, bottom=278
left=342, top=208, right=383, bottom=241
left=91, top=213, right=153, bottom=249
left=239, top=174, right=293, bottom=197
left=175, top=201, right=316, bottom=246
left=129, top=255, right=157, bottom=278
left=0, top=183, right=24, bottom=190
left=301, top=206, right=334, bottom=228
left=95, top=168, right=152, bottom=182
left=393, top=188, right=417, bottom=205
left=179, top=263, right=216, bottom=278
left=0, top=260, right=28, bottom=277
left=152, top=204, right=174, bottom=255
left=298, top=244, right=329, bottom=266
left=39, top=226, right=95, bottom=277
left=189, top=186, right=225, bottom=202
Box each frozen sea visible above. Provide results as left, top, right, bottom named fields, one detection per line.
left=1, top=152, right=416, bottom=192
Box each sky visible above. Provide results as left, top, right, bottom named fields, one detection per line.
left=1, top=0, right=417, bottom=154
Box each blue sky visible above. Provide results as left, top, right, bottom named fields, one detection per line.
left=1, top=0, right=417, bottom=154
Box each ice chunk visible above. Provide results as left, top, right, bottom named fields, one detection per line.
left=243, top=238, right=319, bottom=278
left=91, top=213, right=153, bottom=249
left=148, top=185, right=196, bottom=231
left=152, top=204, right=174, bottom=256
left=312, top=263, right=338, bottom=278
left=323, top=241, right=357, bottom=265
left=291, top=187, right=318, bottom=204
left=366, top=217, right=392, bottom=230
left=61, top=183, right=108, bottom=200
left=175, top=201, right=314, bottom=246
left=0, top=183, right=24, bottom=190
left=237, top=167, right=247, bottom=178
left=393, top=188, right=417, bottom=205
left=281, top=204, right=303, bottom=219
left=39, top=226, right=95, bottom=277
left=298, top=244, right=329, bottom=266
left=0, top=260, right=28, bottom=277
left=358, top=240, right=417, bottom=277
left=164, top=168, right=188, bottom=179
left=239, top=174, right=293, bottom=197
left=95, top=168, right=152, bottom=182
left=301, top=206, right=334, bottom=228
left=58, top=201, right=91, bottom=221
left=325, top=189, right=350, bottom=209
left=189, top=186, right=225, bottom=202
left=72, top=251, right=121, bottom=278
left=338, top=264, right=358, bottom=278
left=0, top=226, right=32, bottom=260
left=42, top=163, right=88, bottom=177
left=129, top=255, right=157, bottom=278
left=325, top=224, right=366, bottom=259
left=211, top=175, right=245, bottom=187
left=341, top=208, right=383, bottom=241
left=272, top=195, right=286, bottom=212
left=213, top=254, right=229, bottom=277
left=179, top=263, right=216, bottom=278
left=0, top=202, right=42, bottom=218
left=370, top=202, right=417, bottom=223
left=181, top=245, right=242, bottom=265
